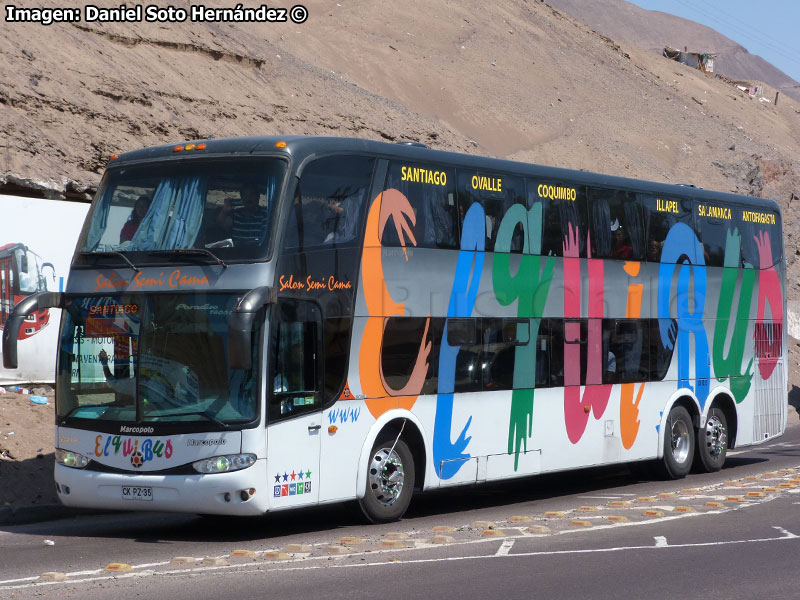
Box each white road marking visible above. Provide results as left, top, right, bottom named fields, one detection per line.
left=0, top=503, right=769, bottom=588
left=772, top=526, right=797, bottom=538
left=5, top=528, right=797, bottom=591
left=4, top=464, right=800, bottom=590
left=654, top=536, right=668, bottom=547
left=0, top=495, right=771, bottom=589
left=495, top=539, right=515, bottom=556
left=0, top=576, right=38, bottom=585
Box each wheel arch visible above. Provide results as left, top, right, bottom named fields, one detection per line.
left=355, top=410, right=428, bottom=500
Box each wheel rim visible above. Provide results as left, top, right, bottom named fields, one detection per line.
left=670, top=417, right=691, bottom=464
left=705, top=415, right=727, bottom=458
left=367, top=446, right=405, bottom=507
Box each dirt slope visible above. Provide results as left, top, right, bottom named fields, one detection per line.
left=0, top=388, right=56, bottom=510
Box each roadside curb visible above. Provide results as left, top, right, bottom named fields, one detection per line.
left=0, top=504, right=107, bottom=526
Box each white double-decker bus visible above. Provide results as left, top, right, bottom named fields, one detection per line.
left=3, top=136, right=787, bottom=523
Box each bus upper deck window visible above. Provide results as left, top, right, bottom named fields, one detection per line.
left=456, top=170, right=525, bottom=253
left=382, top=162, right=458, bottom=250
left=529, top=180, right=588, bottom=258
left=284, top=156, right=375, bottom=250
left=738, top=207, right=781, bottom=269
left=588, top=188, right=644, bottom=260
left=640, top=194, right=693, bottom=263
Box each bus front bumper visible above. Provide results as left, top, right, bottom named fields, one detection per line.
left=54, top=461, right=270, bottom=516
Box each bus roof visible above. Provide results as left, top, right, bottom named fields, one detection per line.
left=0, top=243, right=26, bottom=258
left=111, top=135, right=780, bottom=214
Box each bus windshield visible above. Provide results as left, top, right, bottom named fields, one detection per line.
left=77, top=158, right=286, bottom=260
left=16, top=247, right=48, bottom=294
left=56, top=294, right=260, bottom=427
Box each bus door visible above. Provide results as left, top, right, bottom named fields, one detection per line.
left=266, top=298, right=323, bottom=509
left=0, top=253, right=12, bottom=328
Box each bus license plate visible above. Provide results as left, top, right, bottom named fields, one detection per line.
left=122, top=486, right=153, bottom=501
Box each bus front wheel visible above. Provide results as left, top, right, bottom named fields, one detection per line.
left=693, top=407, right=728, bottom=472
left=358, top=434, right=415, bottom=524
left=659, top=405, right=695, bottom=479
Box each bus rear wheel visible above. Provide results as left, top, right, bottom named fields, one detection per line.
left=659, top=405, right=695, bottom=479
left=694, top=407, right=728, bottom=473
left=358, top=434, right=415, bottom=524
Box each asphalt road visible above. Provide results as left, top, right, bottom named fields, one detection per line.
left=1, top=418, right=799, bottom=600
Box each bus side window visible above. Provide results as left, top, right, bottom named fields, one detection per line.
left=640, top=194, right=694, bottom=263
left=284, top=155, right=375, bottom=250
left=695, top=200, right=733, bottom=267
left=457, top=171, right=525, bottom=253
left=563, top=319, right=590, bottom=386
left=323, top=317, right=352, bottom=404
left=738, top=207, right=781, bottom=269
left=588, top=189, right=644, bottom=260
left=270, top=300, right=321, bottom=421
left=534, top=325, right=549, bottom=388
left=423, top=318, right=446, bottom=395
left=603, top=319, right=648, bottom=384
left=380, top=317, right=434, bottom=396
left=528, top=180, right=588, bottom=258
left=382, top=162, right=458, bottom=249
left=648, top=319, right=675, bottom=381
left=545, top=319, right=565, bottom=387
left=446, top=318, right=482, bottom=393
left=482, top=318, right=529, bottom=390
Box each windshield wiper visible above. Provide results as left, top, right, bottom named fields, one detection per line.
left=81, top=251, right=140, bottom=272
left=151, top=248, right=227, bottom=268
left=146, top=411, right=230, bottom=429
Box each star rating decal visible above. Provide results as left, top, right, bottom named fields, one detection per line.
left=273, top=468, right=314, bottom=499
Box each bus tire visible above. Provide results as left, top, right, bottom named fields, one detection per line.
left=659, top=405, right=695, bottom=479
left=358, top=434, right=415, bottom=524
left=693, top=406, right=728, bottom=473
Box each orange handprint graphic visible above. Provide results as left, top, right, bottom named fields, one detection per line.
left=359, top=189, right=430, bottom=418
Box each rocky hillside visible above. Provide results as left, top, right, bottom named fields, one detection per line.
left=1, top=0, right=798, bottom=299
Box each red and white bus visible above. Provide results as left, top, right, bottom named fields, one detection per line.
left=0, top=243, right=55, bottom=340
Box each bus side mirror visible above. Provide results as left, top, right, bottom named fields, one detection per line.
left=228, top=286, right=276, bottom=370
left=2, top=291, right=64, bottom=369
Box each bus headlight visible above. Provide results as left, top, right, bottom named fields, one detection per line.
left=192, top=453, right=257, bottom=474
left=55, top=449, right=91, bottom=469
